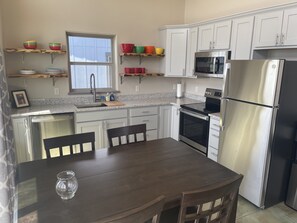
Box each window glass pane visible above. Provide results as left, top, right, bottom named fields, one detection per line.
left=71, top=65, right=112, bottom=89
left=68, top=36, right=112, bottom=63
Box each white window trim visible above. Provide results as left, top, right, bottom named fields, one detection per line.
left=66, top=32, right=117, bottom=94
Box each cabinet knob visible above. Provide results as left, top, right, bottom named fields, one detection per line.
left=209, top=41, right=212, bottom=49
left=212, top=41, right=215, bottom=49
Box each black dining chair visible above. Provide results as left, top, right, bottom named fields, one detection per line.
left=94, top=195, right=165, bottom=223
left=43, top=132, right=95, bottom=159
left=176, top=174, right=243, bottom=223
left=107, top=124, right=147, bottom=147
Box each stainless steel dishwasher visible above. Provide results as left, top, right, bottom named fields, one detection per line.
left=29, top=113, right=74, bottom=160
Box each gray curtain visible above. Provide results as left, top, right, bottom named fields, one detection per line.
left=0, top=47, right=16, bottom=222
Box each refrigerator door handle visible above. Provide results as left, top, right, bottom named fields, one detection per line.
left=222, top=63, right=231, bottom=97
left=220, top=99, right=228, bottom=131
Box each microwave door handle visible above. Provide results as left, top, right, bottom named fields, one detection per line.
left=212, top=57, right=217, bottom=74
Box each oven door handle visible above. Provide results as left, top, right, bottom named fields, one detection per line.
left=180, top=109, right=209, bottom=121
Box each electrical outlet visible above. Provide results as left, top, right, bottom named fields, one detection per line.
left=195, top=86, right=199, bottom=93
left=135, top=85, right=139, bottom=92
left=54, top=88, right=60, bottom=95
left=173, top=84, right=176, bottom=90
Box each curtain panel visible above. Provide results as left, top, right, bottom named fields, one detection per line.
left=0, top=48, right=16, bottom=222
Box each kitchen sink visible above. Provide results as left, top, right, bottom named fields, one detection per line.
left=75, top=103, right=107, bottom=109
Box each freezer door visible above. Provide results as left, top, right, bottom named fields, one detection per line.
left=219, top=99, right=275, bottom=207
left=223, top=60, right=283, bottom=107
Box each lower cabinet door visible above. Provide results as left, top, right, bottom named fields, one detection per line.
left=76, top=121, right=105, bottom=150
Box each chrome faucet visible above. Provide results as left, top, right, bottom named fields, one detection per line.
left=90, top=73, right=97, bottom=102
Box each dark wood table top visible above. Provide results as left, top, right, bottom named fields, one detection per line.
left=16, top=138, right=238, bottom=223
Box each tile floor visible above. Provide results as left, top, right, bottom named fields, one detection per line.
left=236, top=196, right=297, bottom=223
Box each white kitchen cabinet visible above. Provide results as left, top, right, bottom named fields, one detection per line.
left=231, top=16, right=254, bottom=59
left=198, top=20, right=232, bottom=51
left=207, top=115, right=220, bottom=162
left=253, top=8, right=297, bottom=48
left=159, top=105, right=172, bottom=138
left=160, top=28, right=188, bottom=77
left=129, top=106, right=159, bottom=141
left=12, top=117, right=32, bottom=163
left=171, top=105, right=180, bottom=141
left=75, top=109, right=128, bottom=149
left=186, top=27, right=198, bottom=77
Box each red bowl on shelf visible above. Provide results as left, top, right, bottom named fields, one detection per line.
left=124, top=67, right=135, bottom=74
left=121, top=43, right=134, bottom=53
left=49, top=42, right=62, bottom=50
left=135, top=68, right=146, bottom=73
left=23, top=40, right=37, bottom=49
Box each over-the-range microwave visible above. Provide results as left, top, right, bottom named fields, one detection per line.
left=194, top=51, right=231, bottom=78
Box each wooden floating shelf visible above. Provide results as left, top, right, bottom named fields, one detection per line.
left=8, top=73, right=68, bottom=78
left=120, top=53, right=165, bottom=57
left=5, top=48, right=67, bottom=54
left=8, top=73, right=68, bottom=86
left=119, top=73, right=164, bottom=84
left=120, top=53, right=165, bottom=65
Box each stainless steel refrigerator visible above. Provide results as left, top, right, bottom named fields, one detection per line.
left=219, top=60, right=297, bottom=208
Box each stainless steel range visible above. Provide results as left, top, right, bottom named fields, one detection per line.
left=179, top=88, right=221, bottom=155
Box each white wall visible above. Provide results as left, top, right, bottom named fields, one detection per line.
left=184, top=0, right=297, bottom=23
left=2, top=0, right=185, bottom=99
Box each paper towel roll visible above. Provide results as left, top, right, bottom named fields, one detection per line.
left=176, top=83, right=183, bottom=98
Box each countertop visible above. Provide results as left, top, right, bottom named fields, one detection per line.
left=10, top=97, right=202, bottom=118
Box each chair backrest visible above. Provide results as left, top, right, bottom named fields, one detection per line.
left=107, top=124, right=147, bottom=147
left=95, top=195, right=165, bottom=223
left=178, top=174, right=243, bottom=223
left=43, top=132, right=95, bottom=159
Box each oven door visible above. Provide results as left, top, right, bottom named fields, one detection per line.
left=179, top=109, right=209, bottom=154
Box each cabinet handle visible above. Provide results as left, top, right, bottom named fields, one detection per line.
left=212, top=41, right=215, bottom=49
left=211, top=152, right=217, bottom=156
left=182, top=69, right=186, bottom=76
left=142, top=111, right=150, bottom=114
left=211, top=134, right=219, bottom=138
left=212, top=123, right=220, bottom=127
left=281, top=33, right=285, bottom=45
left=276, top=34, right=279, bottom=46
left=209, top=41, right=212, bottom=49
left=142, top=120, right=150, bottom=123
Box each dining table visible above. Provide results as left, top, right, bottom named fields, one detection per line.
left=16, top=138, right=240, bottom=223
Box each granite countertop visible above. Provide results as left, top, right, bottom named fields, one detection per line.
left=10, top=97, right=202, bottom=118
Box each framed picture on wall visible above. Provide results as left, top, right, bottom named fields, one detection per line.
left=11, top=90, right=30, bottom=108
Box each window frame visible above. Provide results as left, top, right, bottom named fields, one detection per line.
left=66, top=32, right=116, bottom=94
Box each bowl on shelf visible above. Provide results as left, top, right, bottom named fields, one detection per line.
left=45, top=68, right=63, bottom=75
left=135, top=46, right=145, bottom=54
left=23, top=40, right=37, bottom=49
left=145, top=46, right=155, bottom=54
left=134, top=68, right=145, bottom=73
left=49, top=42, right=62, bottom=50
left=19, top=69, right=37, bottom=75
left=120, top=43, right=134, bottom=53
left=155, top=47, right=164, bottom=55
left=124, top=67, right=135, bottom=74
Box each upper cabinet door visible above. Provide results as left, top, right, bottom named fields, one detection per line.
left=282, top=7, right=297, bottom=46
left=165, top=28, right=188, bottom=77
left=186, top=27, right=198, bottom=77
left=253, top=11, right=283, bottom=48
left=213, top=20, right=232, bottom=50
left=231, top=16, right=254, bottom=59
left=198, top=24, right=214, bottom=51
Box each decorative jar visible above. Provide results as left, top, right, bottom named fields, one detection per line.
left=55, top=170, right=78, bottom=200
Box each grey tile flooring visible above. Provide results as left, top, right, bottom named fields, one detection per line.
left=236, top=196, right=297, bottom=223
